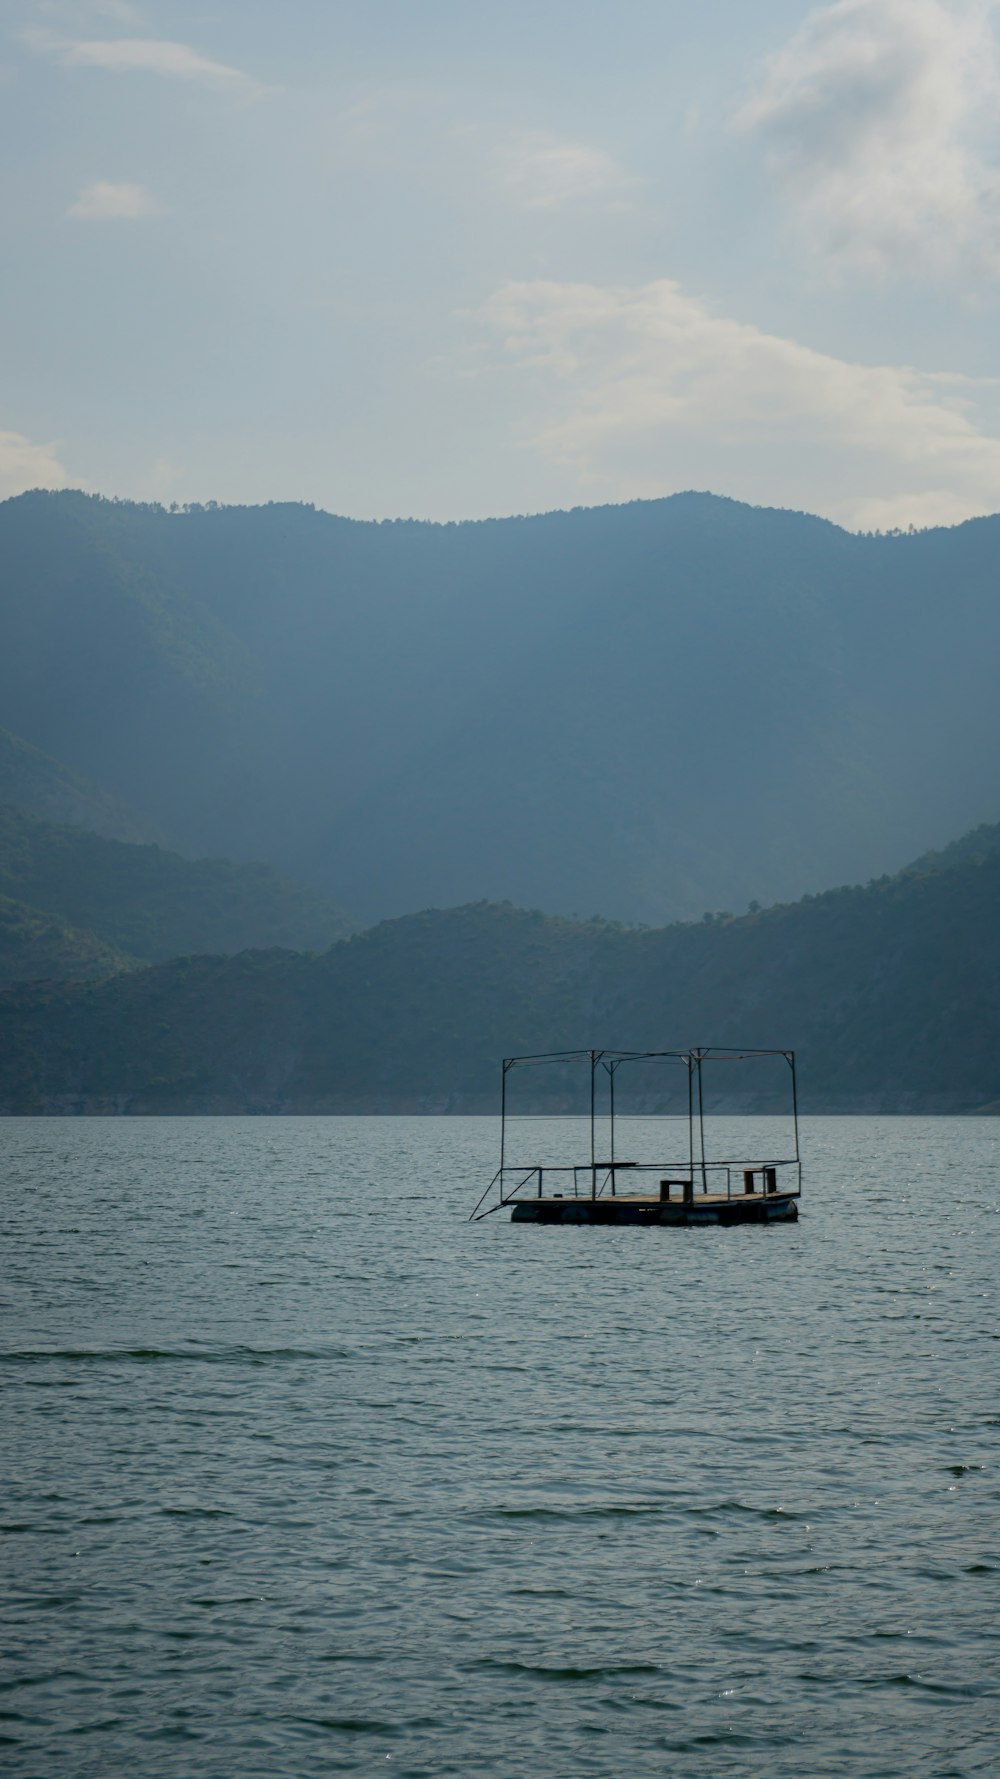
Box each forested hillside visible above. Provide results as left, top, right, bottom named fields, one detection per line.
left=3, top=490, right=1000, bottom=925
left=0, top=726, right=155, bottom=842
left=0, top=805, right=355, bottom=978
left=2, top=822, right=997, bottom=1114
left=0, top=896, right=137, bottom=988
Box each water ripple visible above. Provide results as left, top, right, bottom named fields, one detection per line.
left=2, top=1113, right=997, bottom=1779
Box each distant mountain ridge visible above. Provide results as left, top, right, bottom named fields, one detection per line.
left=0, top=804, right=356, bottom=984
left=0, top=725, right=156, bottom=842
left=2, top=817, right=997, bottom=1114
left=0, top=895, right=137, bottom=988
left=3, top=489, right=1000, bottom=925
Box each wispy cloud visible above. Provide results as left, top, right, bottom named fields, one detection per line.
left=481, top=277, right=1000, bottom=528
left=67, top=178, right=158, bottom=219
left=495, top=130, right=638, bottom=210
left=340, top=85, right=430, bottom=144
left=737, top=0, right=1000, bottom=277
left=22, top=28, right=263, bottom=92
left=0, top=428, right=74, bottom=497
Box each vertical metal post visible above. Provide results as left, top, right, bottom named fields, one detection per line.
left=500, top=1059, right=508, bottom=1199
left=697, top=1049, right=708, bottom=1197
left=583, top=1046, right=590, bottom=1202
left=687, top=1054, right=694, bottom=1197
left=609, top=1061, right=616, bottom=1194
left=789, top=1050, right=801, bottom=1194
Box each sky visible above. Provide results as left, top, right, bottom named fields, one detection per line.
left=3, top=0, right=1000, bottom=528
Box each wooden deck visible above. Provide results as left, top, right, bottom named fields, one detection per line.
left=509, top=1190, right=798, bottom=1226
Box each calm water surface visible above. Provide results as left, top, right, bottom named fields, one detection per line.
left=3, top=1116, right=998, bottom=1777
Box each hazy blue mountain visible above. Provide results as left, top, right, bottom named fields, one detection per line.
left=2, top=489, right=1000, bottom=925
left=0, top=725, right=156, bottom=842
left=2, top=820, right=998, bottom=1114
left=0, top=805, right=357, bottom=967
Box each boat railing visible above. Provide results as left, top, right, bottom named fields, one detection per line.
left=469, top=1157, right=801, bottom=1220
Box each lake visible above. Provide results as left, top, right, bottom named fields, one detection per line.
left=3, top=1115, right=997, bottom=1777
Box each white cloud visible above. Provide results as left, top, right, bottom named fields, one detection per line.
left=23, top=29, right=262, bottom=91
left=67, top=179, right=158, bottom=219
left=737, top=0, right=1000, bottom=276
left=849, top=488, right=990, bottom=528
left=480, top=277, right=1000, bottom=528
left=0, top=429, right=74, bottom=497
left=495, top=130, right=637, bottom=210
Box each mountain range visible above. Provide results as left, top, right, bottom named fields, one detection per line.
left=1, top=485, right=998, bottom=1118
left=2, top=818, right=998, bottom=1115
left=4, top=488, right=1000, bottom=926
left=0, top=805, right=355, bottom=986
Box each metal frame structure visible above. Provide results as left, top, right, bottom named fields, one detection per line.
left=470, top=1046, right=801, bottom=1221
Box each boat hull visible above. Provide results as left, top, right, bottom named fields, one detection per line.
left=510, top=1194, right=798, bottom=1226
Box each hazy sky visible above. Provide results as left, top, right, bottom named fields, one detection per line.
left=4, top=0, right=1000, bottom=526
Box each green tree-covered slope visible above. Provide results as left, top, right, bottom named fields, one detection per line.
left=0, top=805, right=356, bottom=966
left=0, top=726, right=156, bottom=842
left=2, top=821, right=997, bottom=1113
left=0, top=895, right=137, bottom=988
left=3, top=489, right=1000, bottom=926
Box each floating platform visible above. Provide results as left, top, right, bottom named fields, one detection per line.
left=510, top=1189, right=798, bottom=1226
left=470, top=1047, right=803, bottom=1228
